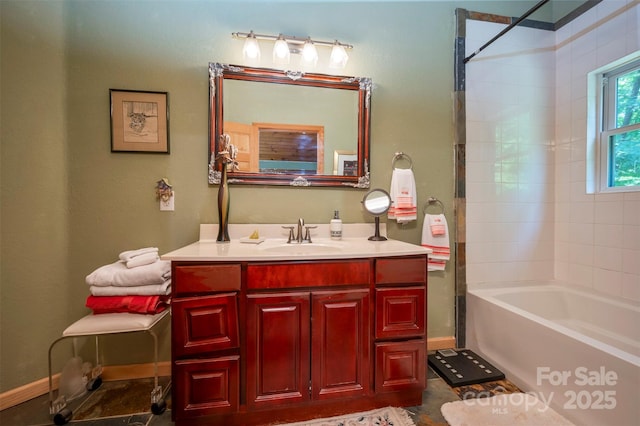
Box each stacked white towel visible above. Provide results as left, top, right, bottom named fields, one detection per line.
left=86, top=247, right=171, bottom=296
left=119, top=247, right=160, bottom=268
left=388, top=168, right=417, bottom=224
left=421, top=214, right=450, bottom=271
left=89, top=280, right=171, bottom=296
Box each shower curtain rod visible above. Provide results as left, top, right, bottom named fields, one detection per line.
left=464, top=0, right=550, bottom=63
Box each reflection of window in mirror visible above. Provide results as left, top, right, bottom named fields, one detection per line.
left=224, top=122, right=324, bottom=174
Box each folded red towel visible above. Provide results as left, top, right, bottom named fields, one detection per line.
left=86, top=295, right=170, bottom=315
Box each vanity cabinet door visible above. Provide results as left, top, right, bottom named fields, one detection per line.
left=246, top=292, right=311, bottom=408
left=312, top=289, right=370, bottom=400
left=246, top=289, right=370, bottom=407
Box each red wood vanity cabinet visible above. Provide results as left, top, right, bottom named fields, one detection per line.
left=170, top=255, right=427, bottom=425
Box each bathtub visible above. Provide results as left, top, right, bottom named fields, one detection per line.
left=466, top=281, right=640, bottom=426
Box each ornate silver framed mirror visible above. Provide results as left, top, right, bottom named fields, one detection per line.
left=208, top=63, right=371, bottom=188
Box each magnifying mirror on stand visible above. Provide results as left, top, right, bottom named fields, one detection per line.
left=362, top=188, right=392, bottom=241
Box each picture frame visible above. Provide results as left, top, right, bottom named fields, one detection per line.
left=110, top=89, right=169, bottom=153
left=333, top=150, right=357, bottom=176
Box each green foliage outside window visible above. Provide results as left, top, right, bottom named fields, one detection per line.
left=611, top=68, right=640, bottom=187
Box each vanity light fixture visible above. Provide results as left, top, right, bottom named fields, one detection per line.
left=232, top=31, right=352, bottom=69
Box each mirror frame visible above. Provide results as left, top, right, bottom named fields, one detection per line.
left=208, top=63, right=372, bottom=188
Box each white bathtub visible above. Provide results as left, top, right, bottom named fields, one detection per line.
left=466, top=281, right=640, bottom=426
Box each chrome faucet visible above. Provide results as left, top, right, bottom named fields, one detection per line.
left=296, top=218, right=304, bottom=243
left=283, top=218, right=316, bottom=244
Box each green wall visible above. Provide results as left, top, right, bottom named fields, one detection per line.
left=1, top=0, right=540, bottom=393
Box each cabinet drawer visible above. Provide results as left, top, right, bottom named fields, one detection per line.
left=375, top=257, right=426, bottom=285
left=174, top=356, right=239, bottom=418
left=375, top=287, right=425, bottom=339
left=174, top=264, right=241, bottom=295
left=173, top=293, right=239, bottom=357
left=375, top=340, right=426, bottom=393
left=247, top=260, right=370, bottom=290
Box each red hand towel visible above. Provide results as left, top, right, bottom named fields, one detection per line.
left=86, top=295, right=169, bottom=315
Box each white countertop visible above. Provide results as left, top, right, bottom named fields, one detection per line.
left=161, top=224, right=431, bottom=262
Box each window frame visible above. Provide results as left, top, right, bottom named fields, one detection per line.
left=598, top=58, right=640, bottom=193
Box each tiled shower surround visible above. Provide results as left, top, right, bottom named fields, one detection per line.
left=463, top=0, right=639, bottom=301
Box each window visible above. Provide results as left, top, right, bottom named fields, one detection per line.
left=599, top=59, right=640, bottom=192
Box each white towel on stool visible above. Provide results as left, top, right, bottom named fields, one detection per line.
left=90, top=280, right=171, bottom=296
left=86, top=260, right=170, bottom=287
left=388, top=168, right=417, bottom=223
left=125, top=252, right=159, bottom=269
left=119, top=247, right=158, bottom=262
left=422, top=213, right=450, bottom=271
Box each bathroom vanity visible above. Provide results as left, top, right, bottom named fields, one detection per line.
left=162, top=225, right=430, bottom=425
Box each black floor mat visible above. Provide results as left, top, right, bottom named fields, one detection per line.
left=428, top=349, right=505, bottom=387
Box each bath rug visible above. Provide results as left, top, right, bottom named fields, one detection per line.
left=274, top=406, right=416, bottom=426
left=428, top=349, right=505, bottom=386
left=441, top=393, right=575, bottom=426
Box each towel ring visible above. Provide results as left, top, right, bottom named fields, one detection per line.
left=391, top=152, right=412, bottom=170
left=423, top=197, right=445, bottom=214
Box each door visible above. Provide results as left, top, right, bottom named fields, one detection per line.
left=223, top=121, right=258, bottom=172
left=246, top=292, right=311, bottom=408
left=311, top=289, right=370, bottom=399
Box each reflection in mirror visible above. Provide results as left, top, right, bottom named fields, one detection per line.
left=258, top=126, right=321, bottom=174
left=333, top=150, right=357, bottom=175
left=362, top=188, right=392, bottom=241
left=208, top=63, right=372, bottom=188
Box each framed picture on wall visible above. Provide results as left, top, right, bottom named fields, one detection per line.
left=110, top=89, right=169, bottom=153
left=333, top=150, right=357, bottom=176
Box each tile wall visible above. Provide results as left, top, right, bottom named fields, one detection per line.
left=465, top=0, right=639, bottom=301
left=465, top=20, right=557, bottom=284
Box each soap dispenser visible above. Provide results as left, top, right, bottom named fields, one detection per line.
left=330, top=210, right=342, bottom=240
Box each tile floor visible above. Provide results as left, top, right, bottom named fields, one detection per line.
left=0, top=366, right=518, bottom=426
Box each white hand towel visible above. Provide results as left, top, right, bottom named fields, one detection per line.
left=119, top=247, right=158, bottom=262
left=90, top=280, right=171, bottom=296
left=421, top=213, right=450, bottom=271
left=126, top=252, right=160, bottom=269
left=86, top=260, right=171, bottom=287
left=388, top=168, right=417, bottom=224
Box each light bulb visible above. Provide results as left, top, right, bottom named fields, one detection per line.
left=273, top=35, right=290, bottom=65
left=301, top=39, right=318, bottom=67
left=242, top=32, right=261, bottom=60
left=329, top=43, right=349, bottom=69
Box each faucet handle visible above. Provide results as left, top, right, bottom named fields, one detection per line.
left=282, top=226, right=295, bottom=243
left=304, top=226, right=317, bottom=243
